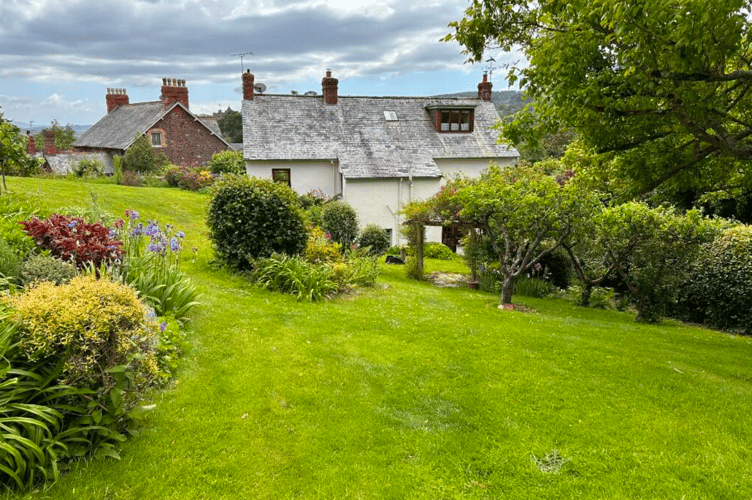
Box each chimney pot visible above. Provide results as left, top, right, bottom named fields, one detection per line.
left=26, top=131, right=36, bottom=155
left=43, top=129, right=55, bottom=156
left=322, top=70, right=338, bottom=105
left=243, top=71, right=255, bottom=100
left=478, top=72, right=493, bottom=102
left=106, top=86, right=129, bottom=112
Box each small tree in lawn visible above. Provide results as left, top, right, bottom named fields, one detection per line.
left=459, top=164, right=591, bottom=307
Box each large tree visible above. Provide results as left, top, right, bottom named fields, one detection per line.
left=217, top=109, right=242, bottom=143
left=446, top=0, right=752, bottom=198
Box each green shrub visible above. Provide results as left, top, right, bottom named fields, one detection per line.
left=71, top=158, right=104, bottom=177
left=1, top=277, right=166, bottom=489
left=514, top=276, right=555, bottom=298
left=322, top=201, right=359, bottom=250
left=299, top=189, right=328, bottom=209
left=424, top=242, right=455, bottom=260
left=123, top=135, right=164, bottom=173
left=678, top=225, right=752, bottom=332
left=113, top=155, right=124, bottom=184
left=207, top=175, right=307, bottom=270
left=0, top=238, right=21, bottom=280
left=20, top=254, right=77, bottom=285
left=357, top=224, right=390, bottom=256
left=251, top=252, right=379, bottom=301
left=207, top=150, right=245, bottom=176
left=305, top=226, right=343, bottom=263
left=251, top=254, right=338, bottom=301
left=6, top=275, right=160, bottom=389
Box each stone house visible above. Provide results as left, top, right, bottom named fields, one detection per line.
left=73, top=78, right=230, bottom=168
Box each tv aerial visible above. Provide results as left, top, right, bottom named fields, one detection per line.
left=484, top=56, right=496, bottom=80
left=233, top=51, right=253, bottom=73
left=254, top=82, right=267, bottom=94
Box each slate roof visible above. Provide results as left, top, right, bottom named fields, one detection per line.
left=242, top=95, right=517, bottom=179
left=74, top=102, right=229, bottom=150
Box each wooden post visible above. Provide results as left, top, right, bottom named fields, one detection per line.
left=415, top=222, right=424, bottom=278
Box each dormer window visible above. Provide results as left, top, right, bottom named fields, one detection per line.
left=425, top=104, right=477, bottom=133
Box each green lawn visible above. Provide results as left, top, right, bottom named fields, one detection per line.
left=5, top=177, right=752, bottom=499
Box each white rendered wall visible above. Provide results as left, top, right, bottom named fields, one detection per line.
left=344, top=178, right=442, bottom=246
left=245, top=160, right=341, bottom=198
left=435, top=157, right=516, bottom=184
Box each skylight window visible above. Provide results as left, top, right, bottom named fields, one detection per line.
left=384, top=111, right=398, bottom=121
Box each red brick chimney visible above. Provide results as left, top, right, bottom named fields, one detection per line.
left=161, top=78, right=189, bottom=109
left=106, top=88, right=129, bottom=113
left=43, top=129, right=55, bottom=156
left=478, top=72, right=493, bottom=102
left=26, top=131, right=36, bottom=155
left=242, top=70, right=255, bottom=100
left=322, top=70, right=338, bottom=105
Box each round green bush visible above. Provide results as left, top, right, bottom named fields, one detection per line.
left=424, top=242, right=454, bottom=260
left=321, top=201, right=359, bottom=249
left=207, top=150, right=245, bottom=176
left=207, top=175, right=307, bottom=270
left=20, top=254, right=77, bottom=285
left=357, top=224, right=390, bottom=255
left=679, top=225, right=752, bottom=332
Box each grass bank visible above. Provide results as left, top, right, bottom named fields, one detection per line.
left=5, top=177, right=752, bottom=499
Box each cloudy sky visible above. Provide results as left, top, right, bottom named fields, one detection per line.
left=0, top=0, right=515, bottom=127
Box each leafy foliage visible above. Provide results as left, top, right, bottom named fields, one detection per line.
left=597, top=203, right=719, bottom=322
left=20, top=254, right=77, bottom=286
left=123, top=135, right=164, bottom=173
left=304, top=226, right=343, bottom=264
left=357, top=224, right=390, bottom=256
left=207, top=175, right=307, bottom=270
left=250, top=251, right=379, bottom=301
left=34, top=120, right=76, bottom=150
left=5, top=276, right=159, bottom=389
left=446, top=0, right=752, bottom=197
left=207, top=150, right=245, bottom=176
left=678, top=225, right=752, bottom=332
left=1, top=121, right=42, bottom=191
left=109, top=210, right=199, bottom=322
left=321, top=201, right=359, bottom=250
left=71, top=158, right=104, bottom=178
left=217, top=109, right=242, bottom=143
left=20, top=214, right=123, bottom=269
left=165, top=164, right=214, bottom=191
left=423, top=242, right=455, bottom=260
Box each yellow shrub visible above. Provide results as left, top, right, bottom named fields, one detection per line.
left=5, top=276, right=159, bottom=389
left=304, top=226, right=342, bottom=264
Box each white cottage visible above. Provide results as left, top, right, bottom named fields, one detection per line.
left=241, top=70, right=518, bottom=246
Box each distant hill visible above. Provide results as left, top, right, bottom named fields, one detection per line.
left=11, top=122, right=91, bottom=135
left=433, top=90, right=529, bottom=117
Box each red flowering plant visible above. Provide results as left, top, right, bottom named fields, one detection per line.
left=20, top=214, right=123, bottom=269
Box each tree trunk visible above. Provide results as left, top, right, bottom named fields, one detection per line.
left=1, top=160, right=6, bottom=194
left=580, top=282, right=593, bottom=307
left=500, top=275, right=515, bottom=305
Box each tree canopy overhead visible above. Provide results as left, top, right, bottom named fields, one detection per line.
left=446, top=0, right=752, bottom=197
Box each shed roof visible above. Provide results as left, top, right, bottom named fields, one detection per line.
left=242, top=95, right=517, bottom=179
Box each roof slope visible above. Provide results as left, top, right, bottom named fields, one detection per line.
left=242, top=95, right=517, bottom=179
left=74, top=102, right=165, bottom=150
left=75, top=102, right=229, bottom=150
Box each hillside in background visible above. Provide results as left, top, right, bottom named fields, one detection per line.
left=434, top=90, right=529, bottom=117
